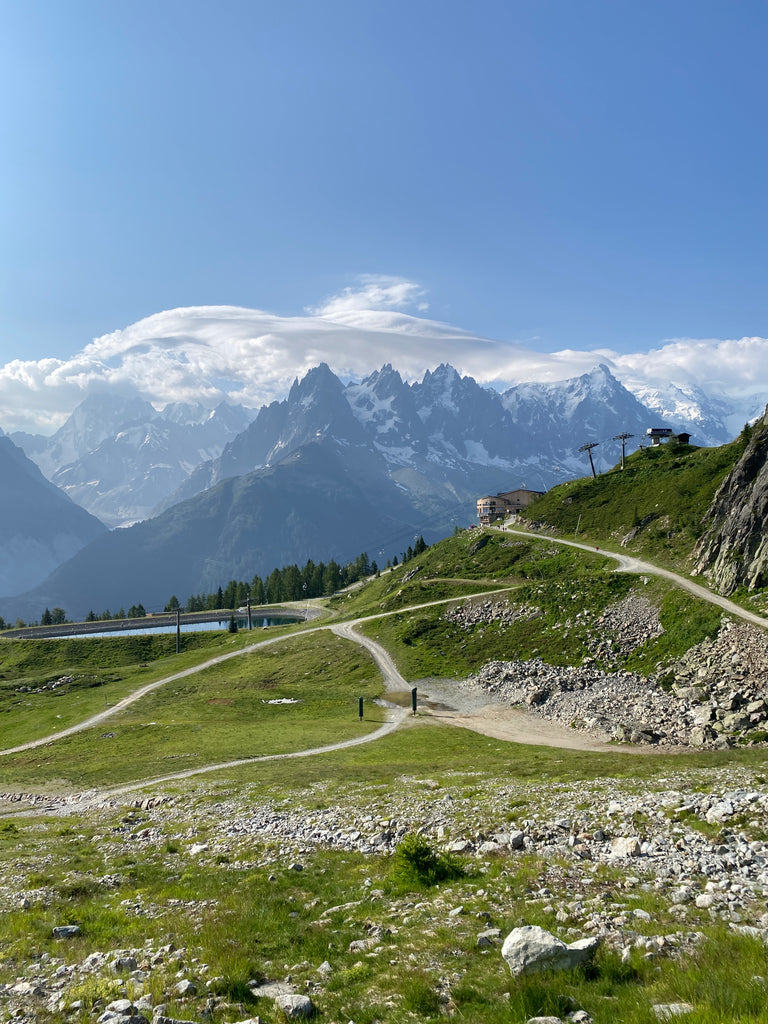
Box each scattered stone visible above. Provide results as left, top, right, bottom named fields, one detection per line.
left=502, top=925, right=600, bottom=976
left=652, top=1003, right=695, bottom=1020
left=275, top=992, right=314, bottom=1018
left=477, top=927, right=502, bottom=947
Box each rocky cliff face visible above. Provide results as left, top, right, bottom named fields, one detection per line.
left=694, top=406, right=768, bottom=594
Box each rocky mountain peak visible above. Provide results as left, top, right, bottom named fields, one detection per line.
left=287, top=362, right=342, bottom=404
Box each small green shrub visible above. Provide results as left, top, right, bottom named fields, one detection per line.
left=58, top=874, right=100, bottom=900
left=390, top=834, right=464, bottom=890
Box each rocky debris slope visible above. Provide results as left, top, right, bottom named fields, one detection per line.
left=669, top=616, right=768, bottom=743
left=582, top=594, right=663, bottom=664
left=694, top=406, right=768, bottom=594
left=540, top=591, right=662, bottom=670
left=3, top=764, right=768, bottom=1020
left=448, top=586, right=768, bottom=748
left=442, top=598, right=541, bottom=629
left=463, top=657, right=694, bottom=746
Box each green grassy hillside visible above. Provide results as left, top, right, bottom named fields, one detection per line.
left=519, top=434, right=748, bottom=571
left=354, top=532, right=722, bottom=681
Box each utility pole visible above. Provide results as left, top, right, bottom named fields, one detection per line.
left=612, top=432, right=634, bottom=471
left=578, top=441, right=599, bottom=479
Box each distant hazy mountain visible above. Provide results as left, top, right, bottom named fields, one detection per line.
left=0, top=433, right=106, bottom=600
left=13, top=394, right=251, bottom=526
left=0, top=439, right=424, bottom=621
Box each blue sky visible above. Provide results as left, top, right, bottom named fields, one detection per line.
left=1, top=0, right=768, bottom=369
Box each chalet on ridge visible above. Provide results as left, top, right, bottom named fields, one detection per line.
left=646, top=428, right=692, bottom=446
left=476, top=487, right=544, bottom=526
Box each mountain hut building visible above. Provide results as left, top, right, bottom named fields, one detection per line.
left=476, top=487, right=545, bottom=526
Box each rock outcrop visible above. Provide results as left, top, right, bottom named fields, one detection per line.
left=694, top=407, right=768, bottom=594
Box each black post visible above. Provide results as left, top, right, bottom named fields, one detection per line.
left=176, top=608, right=181, bottom=654
left=247, top=595, right=252, bottom=630
left=411, top=686, right=417, bottom=716
left=358, top=696, right=363, bottom=720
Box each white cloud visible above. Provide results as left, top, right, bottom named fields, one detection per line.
left=0, top=278, right=766, bottom=435
left=308, top=274, right=428, bottom=319
left=612, top=336, right=768, bottom=398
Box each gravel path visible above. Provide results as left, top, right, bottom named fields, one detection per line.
left=505, top=527, right=768, bottom=629
left=0, top=591, right=511, bottom=759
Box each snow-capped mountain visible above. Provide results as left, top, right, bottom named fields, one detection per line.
left=623, top=379, right=764, bottom=447
left=160, top=361, right=671, bottom=520
left=8, top=356, right=742, bottom=532
left=13, top=396, right=251, bottom=527
left=0, top=360, right=705, bottom=618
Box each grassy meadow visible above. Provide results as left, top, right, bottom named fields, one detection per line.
left=2, top=522, right=768, bottom=1021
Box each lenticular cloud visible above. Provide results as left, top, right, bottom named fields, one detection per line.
left=0, top=277, right=767, bottom=434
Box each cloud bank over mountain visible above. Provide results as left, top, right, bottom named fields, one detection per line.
left=2, top=276, right=767, bottom=435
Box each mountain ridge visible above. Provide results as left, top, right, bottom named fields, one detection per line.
left=12, top=395, right=251, bottom=527
left=0, top=435, right=107, bottom=599
left=158, top=361, right=670, bottom=518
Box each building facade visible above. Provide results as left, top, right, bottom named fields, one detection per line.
left=476, top=487, right=545, bottom=526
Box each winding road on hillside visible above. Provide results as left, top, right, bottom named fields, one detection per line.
left=3, top=532, right=768, bottom=802
left=504, top=527, right=768, bottom=628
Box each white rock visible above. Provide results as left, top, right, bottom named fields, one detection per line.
left=610, top=837, right=641, bottom=858
left=501, top=925, right=599, bottom=976
left=105, top=1000, right=135, bottom=1013
left=275, top=992, right=314, bottom=1018
left=652, top=1003, right=695, bottom=1019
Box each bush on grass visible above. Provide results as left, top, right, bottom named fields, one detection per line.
left=390, top=834, right=465, bottom=890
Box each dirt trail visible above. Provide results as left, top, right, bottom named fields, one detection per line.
left=1, top=590, right=515, bottom=758
left=504, top=527, right=768, bottom=628
left=3, top=530, right=765, bottom=784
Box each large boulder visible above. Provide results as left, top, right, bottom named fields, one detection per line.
left=275, top=993, right=315, bottom=1019
left=502, top=925, right=599, bottom=976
